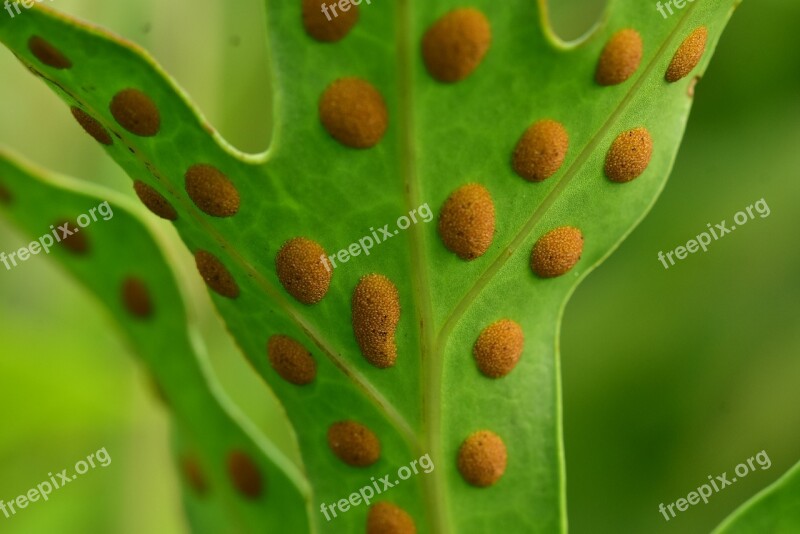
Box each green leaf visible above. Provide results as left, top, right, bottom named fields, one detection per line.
left=1, top=0, right=742, bottom=531
left=714, top=460, right=800, bottom=533
left=0, top=150, right=310, bottom=533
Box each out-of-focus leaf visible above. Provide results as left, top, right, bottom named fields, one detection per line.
left=0, top=150, right=310, bottom=533
left=714, top=460, right=800, bottom=534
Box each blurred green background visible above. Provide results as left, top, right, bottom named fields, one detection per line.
left=562, top=0, right=800, bottom=532
left=0, top=0, right=797, bottom=533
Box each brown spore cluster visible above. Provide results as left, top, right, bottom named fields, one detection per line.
left=367, top=502, right=417, bottom=534
left=133, top=180, right=178, bottom=221
left=227, top=450, right=263, bottom=499
left=473, top=319, right=524, bottom=378
left=185, top=164, right=240, bottom=218
left=457, top=430, right=507, bottom=487
left=0, top=182, right=12, bottom=205
left=666, top=26, right=708, bottom=82
left=530, top=226, right=584, bottom=278
left=275, top=237, right=331, bottom=305
left=319, top=77, right=388, bottom=148
left=267, top=334, right=317, bottom=386
left=148, top=373, right=170, bottom=407
left=422, top=8, right=491, bottom=83
left=121, top=276, right=153, bottom=318
left=181, top=455, right=208, bottom=496
left=53, top=219, right=89, bottom=255
left=302, top=0, right=359, bottom=42
left=28, top=36, right=72, bottom=69
left=70, top=107, right=113, bottom=146
left=110, top=88, right=161, bottom=137
left=438, top=184, right=495, bottom=260
left=194, top=250, right=239, bottom=299
left=512, top=120, right=570, bottom=182
left=327, top=420, right=381, bottom=467
left=595, top=29, right=643, bottom=86
left=351, top=274, right=401, bottom=368
left=604, top=127, right=653, bottom=183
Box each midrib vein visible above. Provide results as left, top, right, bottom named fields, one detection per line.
left=137, top=156, right=417, bottom=454
left=396, top=1, right=448, bottom=533
left=435, top=6, right=700, bottom=350
left=224, top=231, right=417, bottom=448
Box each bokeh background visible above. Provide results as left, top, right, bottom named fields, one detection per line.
left=0, top=0, right=797, bottom=532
